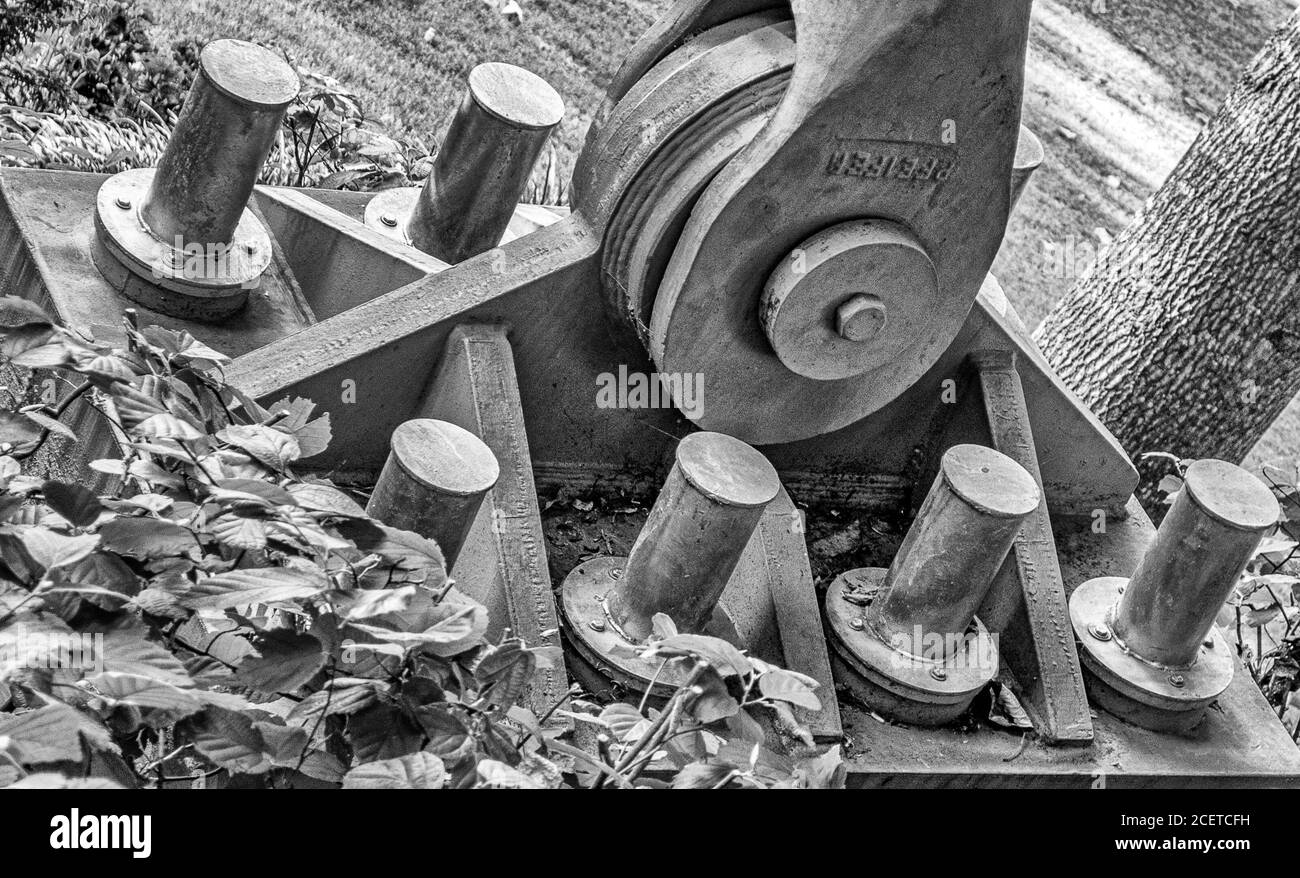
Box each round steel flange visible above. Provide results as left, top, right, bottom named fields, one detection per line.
left=826, top=568, right=998, bottom=726
left=759, top=220, right=939, bottom=381
left=364, top=187, right=418, bottom=244
left=93, top=167, right=271, bottom=320
left=1069, top=576, right=1234, bottom=734
left=559, top=555, right=743, bottom=697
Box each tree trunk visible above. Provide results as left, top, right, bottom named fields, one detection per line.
left=1034, top=10, right=1300, bottom=473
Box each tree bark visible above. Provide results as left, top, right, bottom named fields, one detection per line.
left=1035, top=10, right=1300, bottom=471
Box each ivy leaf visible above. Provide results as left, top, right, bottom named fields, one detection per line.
left=189, top=707, right=271, bottom=774
left=648, top=633, right=754, bottom=677
left=83, top=672, right=201, bottom=718
left=217, top=424, right=301, bottom=470
left=0, top=703, right=86, bottom=764
left=100, top=631, right=193, bottom=687
left=352, top=602, right=485, bottom=656
left=209, top=514, right=268, bottom=552
left=414, top=705, right=473, bottom=763
left=756, top=667, right=823, bottom=711
left=20, top=529, right=100, bottom=570
left=213, top=478, right=297, bottom=507
left=42, top=481, right=103, bottom=528
left=22, top=410, right=76, bottom=441
left=346, top=704, right=423, bottom=763
left=64, top=552, right=140, bottom=607
left=288, top=481, right=366, bottom=518
left=0, top=295, right=54, bottom=326
left=597, top=703, right=645, bottom=742
left=343, top=752, right=447, bottom=789
left=71, top=352, right=135, bottom=384
left=287, top=678, right=386, bottom=723
left=230, top=630, right=327, bottom=693
left=98, top=516, right=197, bottom=560
left=134, top=412, right=204, bottom=441
left=471, top=639, right=536, bottom=710
left=334, top=519, right=447, bottom=584
left=293, top=415, right=332, bottom=459
left=179, top=567, right=327, bottom=611
left=110, top=384, right=168, bottom=430
left=0, top=410, right=43, bottom=455
left=9, top=341, right=72, bottom=369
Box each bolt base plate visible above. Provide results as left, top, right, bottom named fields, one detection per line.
left=1069, top=576, right=1233, bottom=733
left=559, top=554, right=744, bottom=698
left=364, top=187, right=566, bottom=252
left=826, top=568, right=997, bottom=726
left=93, top=168, right=270, bottom=320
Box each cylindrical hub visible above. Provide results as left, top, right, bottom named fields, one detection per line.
left=605, top=432, right=781, bottom=642
left=406, top=62, right=564, bottom=263
left=868, top=444, right=1040, bottom=659
left=1114, top=460, right=1277, bottom=667
left=365, top=419, right=500, bottom=568
left=143, top=39, right=299, bottom=248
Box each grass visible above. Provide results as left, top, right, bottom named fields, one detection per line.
left=144, top=0, right=1300, bottom=470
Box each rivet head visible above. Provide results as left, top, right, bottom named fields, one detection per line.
left=114, top=196, right=132, bottom=210
left=1169, top=673, right=1186, bottom=688
left=588, top=619, right=606, bottom=633
left=849, top=617, right=865, bottom=631
left=929, top=667, right=948, bottom=682
left=380, top=214, right=399, bottom=228
left=1088, top=622, right=1112, bottom=642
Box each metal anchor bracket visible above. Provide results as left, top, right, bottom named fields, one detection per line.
left=1070, top=460, right=1279, bottom=733
left=827, top=444, right=1040, bottom=726
left=560, top=431, right=780, bottom=696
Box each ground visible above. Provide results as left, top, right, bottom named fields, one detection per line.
left=144, top=0, right=1300, bottom=471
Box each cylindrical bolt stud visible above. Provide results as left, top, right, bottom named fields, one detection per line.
left=827, top=444, right=1039, bottom=725
left=92, top=39, right=299, bottom=319
left=365, top=63, right=563, bottom=263
left=560, top=432, right=780, bottom=695
left=1010, top=124, right=1044, bottom=211
left=1070, top=459, right=1278, bottom=732
left=365, top=419, right=500, bottom=569
left=145, top=40, right=299, bottom=247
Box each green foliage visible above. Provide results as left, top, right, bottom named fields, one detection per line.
left=0, top=297, right=841, bottom=788
left=281, top=67, right=432, bottom=190
left=0, top=0, right=70, bottom=59
left=0, top=0, right=198, bottom=119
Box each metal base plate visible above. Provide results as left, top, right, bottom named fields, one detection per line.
left=1069, top=576, right=1233, bottom=733
left=363, top=187, right=566, bottom=251
left=94, top=168, right=271, bottom=319
left=826, top=568, right=998, bottom=726
left=559, top=555, right=744, bottom=698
